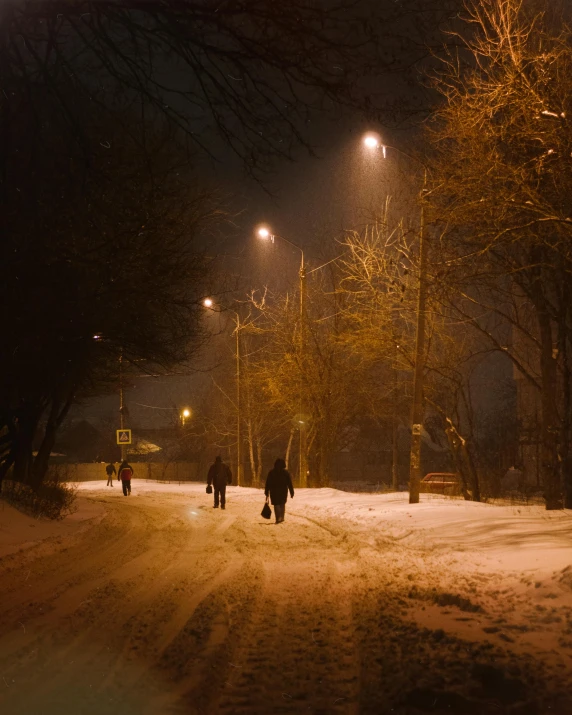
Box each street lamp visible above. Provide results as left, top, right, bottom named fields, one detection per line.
left=256, top=225, right=308, bottom=488
left=362, top=132, right=428, bottom=505
left=203, top=298, right=244, bottom=487
left=363, top=132, right=386, bottom=157
left=363, top=133, right=379, bottom=149
left=257, top=226, right=273, bottom=241
left=181, top=408, right=191, bottom=426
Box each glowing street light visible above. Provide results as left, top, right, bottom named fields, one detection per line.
left=255, top=224, right=308, bottom=488
left=256, top=226, right=274, bottom=242
left=363, top=132, right=386, bottom=157
left=203, top=297, right=213, bottom=308
left=181, top=408, right=191, bottom=426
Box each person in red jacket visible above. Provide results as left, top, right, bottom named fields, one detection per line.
left=207, top=456, right=232, bottom=509
left=119, top=460, right=134, bottom=496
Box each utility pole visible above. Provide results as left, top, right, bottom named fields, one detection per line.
left=361, top=135, right=430, bottom=505
left=235, top=314, right=243, bottom=487
left=299, top=256, right=307, bottom=488
left=408, top=171, right=428, bottom=504
left=119, top=351, right=126, bottom=462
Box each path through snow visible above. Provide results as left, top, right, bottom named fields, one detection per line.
left=1, top=483, right=571, bottom=713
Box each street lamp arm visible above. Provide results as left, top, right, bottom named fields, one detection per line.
left=271, top=233, right=305, bottom=258
left=381, top=144, right=429, bottom=173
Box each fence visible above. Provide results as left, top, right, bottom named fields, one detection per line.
left=47, top=462, right=200, bottom=484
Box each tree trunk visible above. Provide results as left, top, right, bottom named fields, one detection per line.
left=285, top=428, right=295, bottom=471
left=536, top=298, right=561, bottom=509
left=30, top=390, right=75, bottom=492
left=30, top=423, right=57, bottom=491
left=319, top=439, right=329, bottom=487
left=255, top=440, right=263, bottom=487
left=12, top=412, right=38, bottom=487
left=315, top=418, right=331, bottom=487
left=558, top=285, right=572, bottom=509
left=445, top=424, right=470, bottom=500
left=460, top=439, right=481, bottom=502
left=306, top=427, right=316, bottom=487
left=0, top=450, right=15, bottom=487
left=392, top=412, right=399, bottom=491
left=247, top=419, right=256, bottom=488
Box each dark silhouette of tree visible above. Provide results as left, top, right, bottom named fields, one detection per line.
left=0, top=0, right=464, bottom=493
left=0, top=0, right=461, bottom=178
left=0, top=98, right=217, bottom=490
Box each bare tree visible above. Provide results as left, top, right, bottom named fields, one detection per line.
left=426, top=0, right=572, bottom=508
left=339, top=210, right=489, bottom=499
left=0, top=0, right=462, bottom=180
left=0, top=113, right=216, bottom=491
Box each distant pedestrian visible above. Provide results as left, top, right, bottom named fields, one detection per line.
left=264, top=458, right=294, bottom=524
left=207, top=456, right=232, bottom=509
left=105, top=462, right=116, bottom=487
left=119, top=460, right=134, bottom=496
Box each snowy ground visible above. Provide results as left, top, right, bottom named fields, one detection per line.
left=1, top=482, right=572, bottom=714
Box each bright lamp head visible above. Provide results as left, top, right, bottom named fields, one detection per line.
left=363, top=134, right=380, bottom=149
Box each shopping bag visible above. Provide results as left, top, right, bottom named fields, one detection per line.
left=261, top=502, right=272, bottom=519
left=206, top=485, right=213, bottom=494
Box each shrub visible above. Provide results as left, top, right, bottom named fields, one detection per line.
left=1, top=478, right=77, bottom=520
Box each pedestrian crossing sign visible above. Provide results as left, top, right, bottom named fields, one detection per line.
left=116, top=429, right=132, bottom=445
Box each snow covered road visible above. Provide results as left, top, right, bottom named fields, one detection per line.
left=1, top=483, right=572, bottom=714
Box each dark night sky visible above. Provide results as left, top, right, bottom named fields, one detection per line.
left=70, top=114, right=418, bottom=431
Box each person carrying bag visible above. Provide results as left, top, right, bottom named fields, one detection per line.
left=206, top=456, right=232, bottom=509
left=264, top=458, right=294, bottom=524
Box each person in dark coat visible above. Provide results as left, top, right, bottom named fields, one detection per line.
left=207, top=456, right=232, bottom=509
left=119, top=460, right=134, bottom=496
left=105, top=462, right=116, bottom=487
left=264, top=458, right=294, bottom=524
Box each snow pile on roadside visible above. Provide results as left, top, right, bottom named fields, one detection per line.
left=0, top=497, right=104, bottom=558
left=299, top=488, right=572, bottom=576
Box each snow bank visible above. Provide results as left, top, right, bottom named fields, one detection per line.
left=0, top=496, right=104, bottom=558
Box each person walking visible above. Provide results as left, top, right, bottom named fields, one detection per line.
left=264, top=458, right=294, bottom=524
left=119, top=460, right=134, bottom=496
left=105, top=462, right=116, bottom=487
left=207, top=456, right=232, bottom=509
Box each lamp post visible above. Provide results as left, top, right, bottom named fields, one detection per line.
left=119, top=349, right=126, bottom=462
left=181, top=408, right=191, bottom=427
left=233, top=312, right=244, bottom=488
left=363, top=133, right=428, bottom=504
left=203, top=298, right=243, bottom=486
left=257, top=226, right=308, bottom=488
